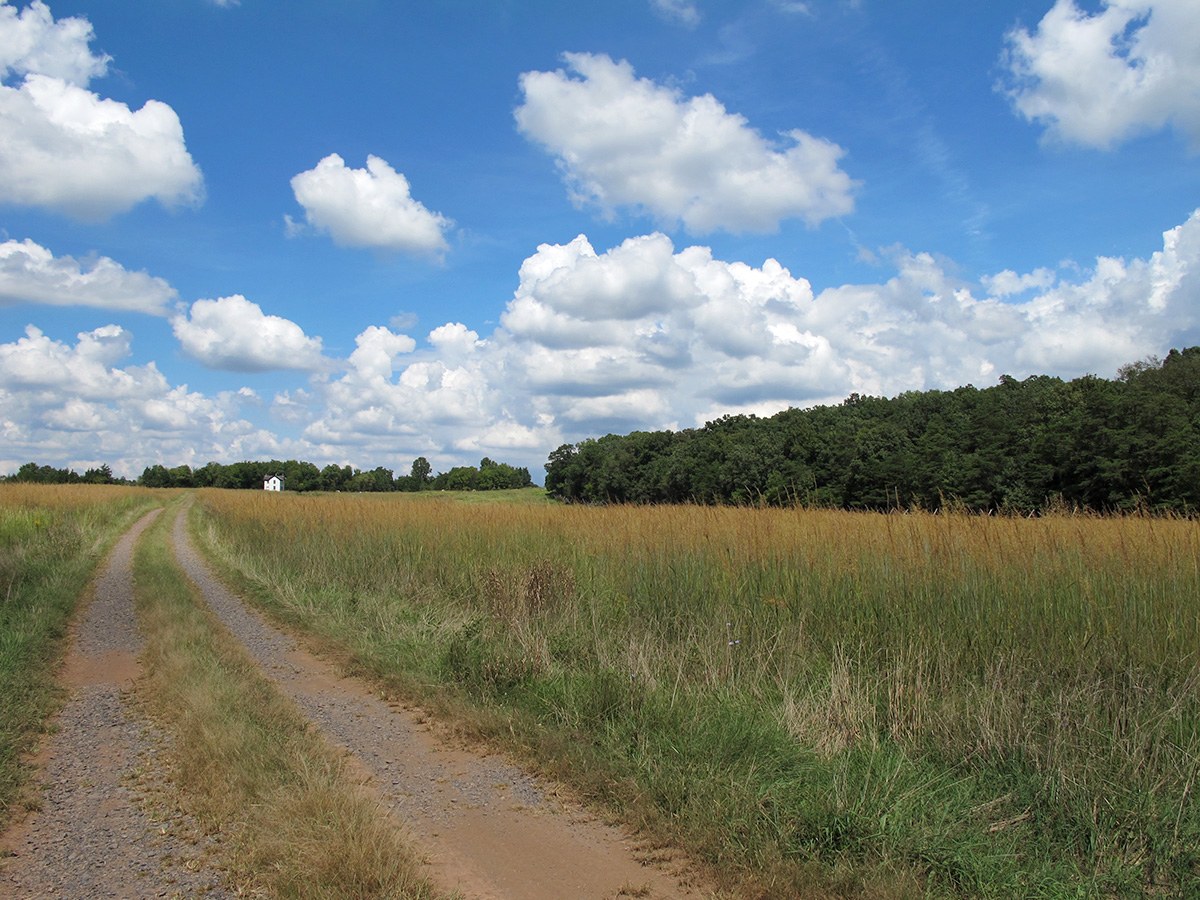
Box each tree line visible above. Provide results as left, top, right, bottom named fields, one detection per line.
left=4, top=456, right=533, bottom=493
left=544, top=347, right=1200, bottom=513
left=4, top=462, right=126, bottom=485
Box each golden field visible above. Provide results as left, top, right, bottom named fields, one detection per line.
left=192, top=488, right=1200, bottom=899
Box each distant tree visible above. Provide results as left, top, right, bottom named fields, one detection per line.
left=1117, top=355, right=1161, bottom=383
left=3, top=462, right=125, bottom=485
left=434, top=466, right=478, bottom=491
left=475, top=464, right=503, bottom=491
left=220, top=461, right=259, bottom=489
left=367, top=466, right=395, bottom=492
left=320, top=464, right=352, bottom=491
left=544, top=444, right=581, bottom=500
left=140, top=464, right=171, bottom=488
left=279, top=459, right=321, bottom=491
left=13, top=462, right=41, bottom=483
left=476, top=457, right=530, bottom=490
left=168, top=465, right=194, bottom=488
left=83, top=464, right=114, bottom=484
left=193, top=462, right=221, bottom=487
left=409, top=456, right=432, bottom=490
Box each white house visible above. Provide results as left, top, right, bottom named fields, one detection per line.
left=263, top=474, right=285, bottom=492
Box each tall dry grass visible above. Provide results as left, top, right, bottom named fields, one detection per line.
left=194, top=489, right=1200, bottom=899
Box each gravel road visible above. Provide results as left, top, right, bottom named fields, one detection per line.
left=0, top=509, right=235, bottom=900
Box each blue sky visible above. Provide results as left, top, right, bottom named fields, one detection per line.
left=1, top=0, right=1198, bottom=480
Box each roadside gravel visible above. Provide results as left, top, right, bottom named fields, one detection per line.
left=0, top=509, right=235, bottom=900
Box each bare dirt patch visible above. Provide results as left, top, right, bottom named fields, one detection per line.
left=62, top=649, right=140, bottom=689
left=172, top=509, right=716, bottom=900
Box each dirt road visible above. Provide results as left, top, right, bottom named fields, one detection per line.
left=3, top=507, right=715, bottom=900
left=169, top=508, right=711, bottom=900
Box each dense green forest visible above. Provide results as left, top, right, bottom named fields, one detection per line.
left=545, top=347, right=1200, bottom=513
left=3, top=456, right=532, bottom=493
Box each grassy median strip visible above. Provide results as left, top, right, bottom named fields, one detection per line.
left=133, top=502, right=446, bottom=900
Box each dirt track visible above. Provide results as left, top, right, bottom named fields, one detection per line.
left=0, top=509, right=233, bottom=899
left=2, top=507, right=715, bottom=900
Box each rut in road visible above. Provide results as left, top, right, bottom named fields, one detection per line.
left=0, top=509, right=235, bottom=900
left=170, top=506, right=715, bottom=900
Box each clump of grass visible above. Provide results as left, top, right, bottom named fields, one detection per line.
left=0, top=484, right=163, bottom=829
left=192, top=489, right=1200, bottom=899
left=133, top=503, right=445, bottom=900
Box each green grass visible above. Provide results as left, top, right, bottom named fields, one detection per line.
left=332, top=487, right=552, bottom=505
left=437, top=486, right=551, bottom=504
left=191, top=489, right=1200, bottom=899
left=133, top=501, right=447, bottom=900
left=0, top=485, right=162, bottom=829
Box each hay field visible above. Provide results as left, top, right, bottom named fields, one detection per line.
left=194, top=489, right=1200, bottom=899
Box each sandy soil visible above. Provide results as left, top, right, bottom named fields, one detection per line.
left=2, top=506, right=719, bottom=900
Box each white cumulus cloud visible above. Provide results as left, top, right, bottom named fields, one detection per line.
left=0, top=0, right=109, bottom=84
left=289, top=153, right=453, bottom=257
left=296, top=318, right=556, bottom=469
left=493, top=213, right=1200, bottom=434
left=499, top=233, right=839, bottom=422
left=0, top=2, right=202, bottom=220
left=1001, top=0, right=1200, bottom=148
left=0, top=323, right=146, bottom=396
left=428, top=322, right=483, bottom=356
left=981, top=266, right=1057, bottom=297
left=0, top=322, right=265, bottom=476
left=172, top=295, right=327, bottom=373
left=515, top=52, right=857, bottom=234
left=0, top=238, right=176, bottom=313
left=346, top=325, right=417, bottom=382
